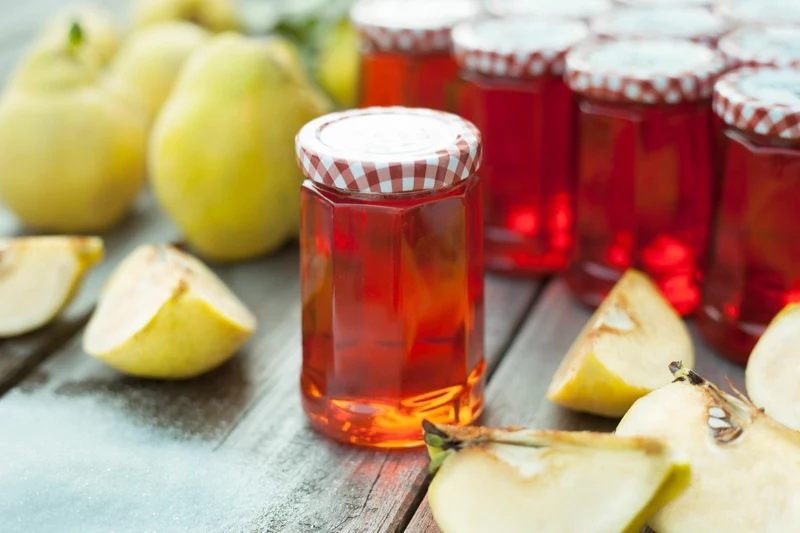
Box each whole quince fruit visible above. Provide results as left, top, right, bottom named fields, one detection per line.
left=107, top=22, right=210, bottom=121
left=37, top=4, right=121, bottom=66
left=150, top=33, right=331, bottom=262
left=0, top=23, right=148, bottom=233
left=316, top=19, right=359, bottom=108
left=133, top=0, right=239, bottom=33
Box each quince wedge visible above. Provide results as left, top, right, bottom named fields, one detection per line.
left=424, top=422, right=690, bottom=533
left=0, top=236, right=103, bottom=337
left=150, top=33, right=331, bottom=262
left=617, top=363, right=800, bottom=533
left=83, top=244, right=256, bottom=379
left=547, top=270, right=694, bottom=417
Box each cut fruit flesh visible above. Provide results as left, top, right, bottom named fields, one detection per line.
left=83, top=244, right=255, bottom=379
left=0, top=236, right=103, bottom=337
left=547, top=269, right=693, bottom=417
left=617, top=363, right=800, bottom=533
left=745, top=303, right=800, bottom=430
left=424, top=422, right=690, bottom=533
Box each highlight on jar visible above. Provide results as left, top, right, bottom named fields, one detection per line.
left=450, top=17, right=588, bottom=276
left=563, top=38, right=727, bottom=316
left=349, top=0, right=479, bottom=110
left=295, top=107, right=485, bottom=448
left=698, top=67, right=800, bottom=366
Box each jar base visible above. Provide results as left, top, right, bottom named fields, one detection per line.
left=301, top=363, right=485, bottom=448
left=696, top=304, right=764, bottom=366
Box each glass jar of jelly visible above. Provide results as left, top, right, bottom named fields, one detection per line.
left=719, top=26, right=800, bottom=69
left=591, top=7, right=728, bottom=46
left=715, top=0, right=800, bottom=28
left=296, top=107, right=485, bottom=447
left=698, top=68, right=800, bottom=364
left=486, top=0, right=613, bottom=21
left=565, top=39, right=726, bottom=315
left=350, top=0, right=479, bottom=111
left=451, top=18, right=588, bottom=275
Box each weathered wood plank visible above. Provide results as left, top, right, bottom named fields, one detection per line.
left=405, top=279, right=746, bottom=532
left=0, top=194, right=178, bottom=395
left=0, top=247, right=539, bottom=531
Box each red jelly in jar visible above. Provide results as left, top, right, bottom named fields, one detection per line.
left=350, top=0, right=479, bottom=110
left=698, top=68, right=800, bottom=364
left=591, top=7, right=728, bottom=46
left=296, top=107, right=485, bottom=447
left=486, top=0, right=613, bottom=21
left=451, top=18, right=588, bottom=275
left=719, top=26, right=800, bottom=70
left=565, top=39, right=726, bottom=315
left=715, top=0, right=800, bottom=28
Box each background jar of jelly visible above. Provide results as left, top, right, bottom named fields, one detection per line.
left=295, top=107, right=485, bottom=448
left=591, top=6, right=728, bottom=47
left=349, top=0, right=478, bottom=111
left=451, top=17, right=588, bottom=276
left=564, top=39, right=727, bottom=315
left=719, top=25, right=800, bottom=70
left=698, top=68, right=800, bottom=364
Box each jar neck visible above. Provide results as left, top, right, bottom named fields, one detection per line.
left=724, top=125, right=800, bottom=149
left=307, top=177, right=472, bottom=202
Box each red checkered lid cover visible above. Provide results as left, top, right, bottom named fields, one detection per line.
left=719, top=26, right=800, bottom=69
left=486, top=0, right=613, bottom=19
left=618, top=0, right=713, bottom=7
left=296, top=107, right=482, bottom=194
left=715, top=0, right=800, bottom=27
left=452, top=18, right=589, bottom=78
left=591, top=7, right=728, bottom=44
left=713, top=67, right=800, bottom=140
left=565, top=39, right=726, bottom=104
left=350, top=0, right=480, bottom=53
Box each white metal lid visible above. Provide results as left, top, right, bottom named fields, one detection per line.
left=618, top=0, right=714, bottom=7
left=713, top=67, right=800, bottom=139
left=350, top=0, right=480, bottom=52
left=486, top=0, right=614, bottom=19
left=719, top=26, right=800, bottom=69
left=452, top=17, right=589, bottom=77
left=591, top=7, right=727, bottom=43
left=566, top=38, right=726, bottom=104
left=296, top=107, right=482, bottom=194
left=715, top=0, right=800, bottom=27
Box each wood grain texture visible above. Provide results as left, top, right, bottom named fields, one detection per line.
left=0, top=195, right=178, bottom=396
left=0, top=245, right=539, bottom=532
left=405, top=279, right=747, bottom=533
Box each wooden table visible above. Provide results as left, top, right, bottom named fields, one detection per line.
left=0, top=3, right=746, bottom=531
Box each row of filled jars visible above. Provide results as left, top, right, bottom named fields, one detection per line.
left=346, top=0, right=800, bottom=365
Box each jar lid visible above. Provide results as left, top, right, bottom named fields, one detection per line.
left=296, top=107, right=482, bottom=194
left=452, top=18, right=589, bottom=78
left=715, top=0, right=800, bottom=27
left=350, top=0, right=480, bottom=53
left=719, top=26, right=800, bottom=69
left=618, top=0, right=714, bottom=7
left=566, top=39, right=726, bottom=104
left=486, top=0, right=613, bottom=20
left=713, top=67, right=800, bottom=140
left=591, top=7, right=728, bottom=44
